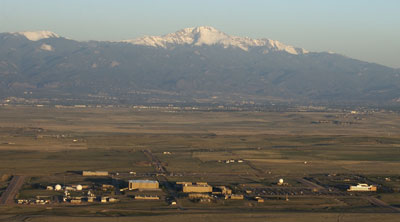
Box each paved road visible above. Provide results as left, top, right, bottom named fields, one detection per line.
left=142, top=150, right=184, bottom=209
left=0, top=175, right=26, bottom=205
left=365, top=196, right=400, bottom=213
left=143, top=149, right=167, bottom=174
left=111, top=176, right=121, bottom=195
left=296, top=178, right=325, bottom=190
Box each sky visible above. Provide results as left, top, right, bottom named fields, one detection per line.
left=1, top=0, right=399, bottom=68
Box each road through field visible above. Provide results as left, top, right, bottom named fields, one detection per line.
left=296, top=178, right=325, bottom=190
left=365, top=196, right=400, bottom=213
left=142, top=150, right=185, bottom=209
left=0, top=175, right=26, bottom=205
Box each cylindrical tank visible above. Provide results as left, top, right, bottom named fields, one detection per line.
left=279, top=179, right=284, bottom=184
left=55, top=184, right=62, bottom=191
left=76, top=185, right=83, bottom=191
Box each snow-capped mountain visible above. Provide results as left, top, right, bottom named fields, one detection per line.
left=12, top=31, right=60, bottom=41
left=0, top=27, right=399, bottom=106
left=123, top=26, right=308, bottom=55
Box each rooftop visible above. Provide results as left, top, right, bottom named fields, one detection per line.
left=129, top=180, right=158, bottom=184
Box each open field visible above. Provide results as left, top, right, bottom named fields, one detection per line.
left=13, top=213, right=400, bottom=222
left=0, top=106, right=399, bottom=221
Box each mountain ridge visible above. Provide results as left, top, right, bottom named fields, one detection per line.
left=0, top=27, right=399, bottom=106
left=122, top=26, right=308, bottom=55
left=11, top=31, right=60, bottom=41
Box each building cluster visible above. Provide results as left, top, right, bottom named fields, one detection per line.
left=61, top=184, right=119, bottom=204
left=134, top=195, right=160, bottom=200
left=218, top=159, right=244, bottom=164
left=13, top=167, right=383, bottom=207
left=177, top=182, right=243, bottom=201
left=17, top=199, right=51, bottom=205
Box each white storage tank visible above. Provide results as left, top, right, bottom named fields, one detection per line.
left=76, top=185, right=83, bottom=191
left=55, top=184, right=62, bottom=191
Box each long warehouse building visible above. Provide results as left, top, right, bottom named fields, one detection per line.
left=129, top=180, right=159, bottom=190
left=183, top=184, right=213, bottom=193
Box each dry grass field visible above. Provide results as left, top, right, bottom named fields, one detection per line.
left=11, top=213, right=400, bottom=222
left=0, top=106, right=399, bottom=221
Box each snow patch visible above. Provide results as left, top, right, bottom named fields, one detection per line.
left=14, top=31, right=60, bottom=41
left=40, top=43, right=54, bottom=51
left=123, top=26, right=309, bottom=55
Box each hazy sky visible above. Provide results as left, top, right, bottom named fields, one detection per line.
left=1, top=0, right=399, bottom=68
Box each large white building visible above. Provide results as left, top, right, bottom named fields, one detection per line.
left=347, top=183, right=377, bottom=192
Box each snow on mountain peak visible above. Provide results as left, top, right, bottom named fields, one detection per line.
left=13, top=31, right=60, bottom=41
left=123, top=26, right=308, bottom=55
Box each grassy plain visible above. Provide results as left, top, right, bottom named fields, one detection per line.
left=0, top=106, right=399, bottom=221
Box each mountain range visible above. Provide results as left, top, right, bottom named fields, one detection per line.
left=1, top=26, right=399, bottom=106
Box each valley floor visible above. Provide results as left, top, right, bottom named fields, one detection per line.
left=0, top=106, right=399, bottom=221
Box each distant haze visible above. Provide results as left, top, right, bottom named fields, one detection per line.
left=1, top=0, right=399, bottom=68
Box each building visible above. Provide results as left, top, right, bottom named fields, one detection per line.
left=134, top=195, right=160, bottom=200
left=109, top=197, right=119, bottom=202
left=196, top=182, right=208, bottom=186
left=216, top=186, right=232, bottom=195
left=82, top=171, right=109, bottom=176
left=129, top=180, right=159, bottom=190
left=70, top=199, right=82, bottom=204
left=183, top=184, right=212, bottom=193
left=188, top=193, right=211, bottom=199
left=230, top=194, right=244, bottom=200
left=213, top=186, right=232, bottom=195
left=176, top=182, right=192, bottom=186
left=347, top=183, right=377, bottom=192
left=102, top=184, right=114, bottom=190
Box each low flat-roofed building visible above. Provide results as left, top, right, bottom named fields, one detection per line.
left=216, top=186, right=232, bottom=195
left=109, top=197, right=119, bottom=202
left=188, top=193, right=211, bottom=199
left=102, top=184, right=114, bottom=190
left=134, top=195, right=160, bottom=200
left=82, top=171, right=108, bottom=176
left=230, top=194, right=244, bottom=200
left=183, top=184, right=212, bottom=193
left=348, top=183, right=377, bottom=192
left=129, top=180, right=159, bottom=190
left=176, top=182, right=192, bottom=185
left=196, top=182, right=208, bottom=186
left=70, top=199, right=82, bottom=204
